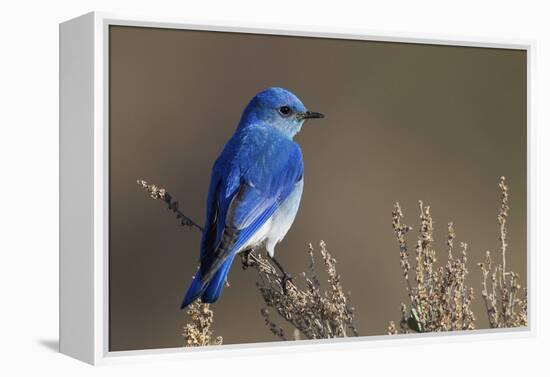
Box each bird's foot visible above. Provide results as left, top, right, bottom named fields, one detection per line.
left=268, top=255, right=293, bottom=295
left=281, top=272, right=293, bottom=295
left=241, top=248, right=254, bottom=270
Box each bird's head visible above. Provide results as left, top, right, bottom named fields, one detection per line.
left=239, top=87, right=324, bottom=138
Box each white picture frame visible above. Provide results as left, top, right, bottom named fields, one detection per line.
left=59, top=11, right=535, bottom=365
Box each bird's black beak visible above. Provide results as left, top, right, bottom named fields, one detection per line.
left=301, top=110, right=325, bottom=119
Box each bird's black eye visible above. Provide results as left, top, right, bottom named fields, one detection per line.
left=278, top=106, right=292, bottom=116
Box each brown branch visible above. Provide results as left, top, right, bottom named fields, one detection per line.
left=137, top=180, right=203, bottom=232
left=390, top=200, right=475, bottom=333
left=137, top=179, right=359, bottom=341
left=181, top=299, right=223, bottom=346
left=477, top=177, right=527, bottom=328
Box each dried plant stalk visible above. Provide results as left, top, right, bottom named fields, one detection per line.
left=138, top=179, right=358, bottom=342
left=478, top=177, right=527, bottom=328
left=182, top=299, right=223, bottom=347
left=137, top=180, right=203, bottom=231
left=389, top=176, right=527, bottom=334
left=243, top=242, right=358, bottom=340
left=389, top=201, right=475, bottom=333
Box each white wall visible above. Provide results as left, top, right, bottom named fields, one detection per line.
left=1, top=0, right=548, bottom=376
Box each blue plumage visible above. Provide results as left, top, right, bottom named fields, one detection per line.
left=181, top=87, right=324, bottom=309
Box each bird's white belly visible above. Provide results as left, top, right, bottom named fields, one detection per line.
left=238, top=179, right=304, bottom=257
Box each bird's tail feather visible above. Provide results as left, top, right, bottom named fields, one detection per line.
left=202, top=254, right=235, bottom=303
left=181, top=269, right=207, bottom=309
left=180, top=254, right=236, bottom=309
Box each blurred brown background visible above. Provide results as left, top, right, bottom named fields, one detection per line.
left=108, top=26, right=527, bottom=351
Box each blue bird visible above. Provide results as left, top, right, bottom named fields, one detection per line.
left=181, top=87, right=324, bottom=309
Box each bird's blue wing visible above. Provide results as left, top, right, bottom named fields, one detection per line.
left=200, top=141, right=304, bottom=282
left=180, top=160, right=228, bottom=309
left=198, top=166, right=222, bottom=261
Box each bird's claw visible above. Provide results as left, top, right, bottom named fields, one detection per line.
left=281, top=273, right=293, bottom=295
left=241, top=249, right=253, bottom=270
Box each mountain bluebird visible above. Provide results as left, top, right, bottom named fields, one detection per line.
left=181, top=87, right=324, bottom=309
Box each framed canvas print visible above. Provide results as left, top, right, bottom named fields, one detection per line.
left=59, top=12, right=533, bottom=365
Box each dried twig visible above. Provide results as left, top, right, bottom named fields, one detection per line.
left=478, top=177, right=527, bottom=328
left=138, top=179, right=358, bottom=341
left=389, top=202, right=475, bottom=333
left=244, top=242, right=359, bottom=340
left=137, top=180, right=203, bottom=231
left=181, top=299, right=223, bottom=346
left=390, top=176, right=527, bottom=334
